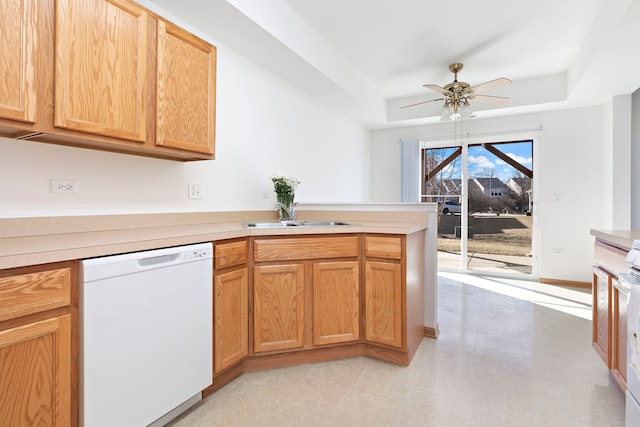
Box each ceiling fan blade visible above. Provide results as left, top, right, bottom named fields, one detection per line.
left=468, top=78, right=511, bottom=94
left=422, top=84, right=450, bottom=95
left=469, top=94, right=510, bottom=105
left=401, top=98, right=444, bottom=109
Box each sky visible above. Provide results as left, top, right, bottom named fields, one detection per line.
left=468, top=141, right=533, bottom=181
left=430, top=141, right=533, bottom=183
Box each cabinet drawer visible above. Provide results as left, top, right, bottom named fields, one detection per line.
left=254, top=236, right=358, bottom=262
left=0, top=267, right=71, bottom=322
left=594, top=241, right=628, bottom=276
left=365, top=236, right=402, bottom=260
left=215, top=240, right=248, bottom=269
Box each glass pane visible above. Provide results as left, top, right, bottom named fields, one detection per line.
left=421, top=146, right=463, bottom=271
left=465, top=141, right=533, bottom=275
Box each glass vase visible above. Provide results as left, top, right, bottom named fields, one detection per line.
left=276, top=192, right=295, bottom=221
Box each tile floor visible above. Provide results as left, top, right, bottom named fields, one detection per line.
left=170, top=272, right=626, bottom=426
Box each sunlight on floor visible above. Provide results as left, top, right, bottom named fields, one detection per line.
left=439, top=272, right=592, bottom=320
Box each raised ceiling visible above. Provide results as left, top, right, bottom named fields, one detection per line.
left=143, top=0, right=640, bottom=128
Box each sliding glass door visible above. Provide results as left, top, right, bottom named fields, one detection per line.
left=422, top=137, right=536, bottom=277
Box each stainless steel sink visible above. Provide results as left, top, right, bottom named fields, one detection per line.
left=242, top=222, right=300, bottom=228
left=297, top=221, right=354, bottom=227
left=242, top=221, right=356, bottom=228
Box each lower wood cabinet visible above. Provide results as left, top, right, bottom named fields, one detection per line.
left=312, top=261, right=359, bottom=346
left=592, top=266, right=613, bottom=367
left=213, top=267, right=249, bottom=374
left=0, top=262, right=76, bottom=427
left=364, top=235, right=404, bottom=349
left=365, top=260, right=402, bottom=348
left=0, top=315, right=72, bottom=427
left=612, top=277, right=629, bottom=390
left=592, top=239, right=631, bottom=392
left=252, top=236, right=361, bottom=355
left=0, top=228, right=428, bottom=410
left=212, top=239, right=249, bottom=378
left=253, top=263, right=305, bottom=353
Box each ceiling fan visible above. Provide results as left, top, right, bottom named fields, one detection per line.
left=402, top=63, right=511, bottom=119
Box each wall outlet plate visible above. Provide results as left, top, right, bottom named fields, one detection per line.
left=51, top=179, right=78, bottom=194
left=188, top=183, right=202, bottom=199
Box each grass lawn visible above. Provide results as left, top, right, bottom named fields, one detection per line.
left=437, top=214, right=532, bottom=257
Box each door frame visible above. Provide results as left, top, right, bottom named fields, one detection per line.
left=421, top=130, right=540, bottom=279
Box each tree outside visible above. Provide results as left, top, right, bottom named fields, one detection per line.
left=422, top=140, right=534, bottom=272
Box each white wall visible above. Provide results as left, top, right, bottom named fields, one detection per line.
left=632, top=88, right=640, bottom=230
left=0, top=45, right=369, bottom=218
left=370, top=106, right=606, bottom=282
left=602, top=95, right=632, bottom=229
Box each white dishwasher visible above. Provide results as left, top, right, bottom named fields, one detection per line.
left=80, top=243, right=213, bottom=427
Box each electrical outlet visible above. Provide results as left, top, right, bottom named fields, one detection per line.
left=188, top=183, right=202, bottom=199
left=51, top=179, right=78, bottom=194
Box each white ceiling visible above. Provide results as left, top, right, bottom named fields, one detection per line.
left=144, top=0, right=640, bottom=128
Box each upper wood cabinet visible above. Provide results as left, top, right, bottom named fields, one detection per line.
left=55, top=0, right=149, bottom=142
left=0, top=0, right=38, bottom=123
left=0, top=0, right=216, bottom=161
left=156, top=20, right=215, bottom=155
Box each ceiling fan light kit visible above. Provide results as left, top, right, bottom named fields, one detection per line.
left=403, top=63, right=511, bottom=121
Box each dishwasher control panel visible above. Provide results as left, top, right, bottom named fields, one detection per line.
left=182, top=247, right=213, bottom=261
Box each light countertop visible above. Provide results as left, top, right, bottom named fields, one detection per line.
left=590, top=229, right=640, bottom=251
left=0, top=208, right=431, bottom=269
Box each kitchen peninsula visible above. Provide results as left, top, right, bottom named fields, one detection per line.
left=0, top=203, right=437, bottom=426
left=590, top=229, right=640, bottom=391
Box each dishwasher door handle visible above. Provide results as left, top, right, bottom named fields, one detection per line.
left=138, top=253, right=180, bottom=268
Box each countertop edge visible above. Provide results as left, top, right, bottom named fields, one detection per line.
left=590, top=229, right=640, bottom=251
left=1, top=220, right=428, bottom=270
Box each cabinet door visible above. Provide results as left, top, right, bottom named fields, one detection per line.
left=592, top=267, right=612, bottom=367
left=254, top=264, right=305, bottom=353
left=156, top=20, right=216, bottom=155
left=365, top=261, right=402, bottom=348
left=214, top=268, right=249, bottom=374
left=0, top=0, right=37, bottom=123
left=612, top=279, right=628, bottom=390
left=55, top=0, right=148, bottom=141
left=0, top=315, right=71, bottom=427
left=312, top=261, right=359, bottom=345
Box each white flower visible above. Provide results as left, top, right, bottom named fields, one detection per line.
left=271, top=174, right=301, bottom=194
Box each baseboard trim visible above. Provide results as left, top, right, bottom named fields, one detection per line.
left=424, top=325, right=440, bottom=339
left=539, top=277, right=591, bottom=289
